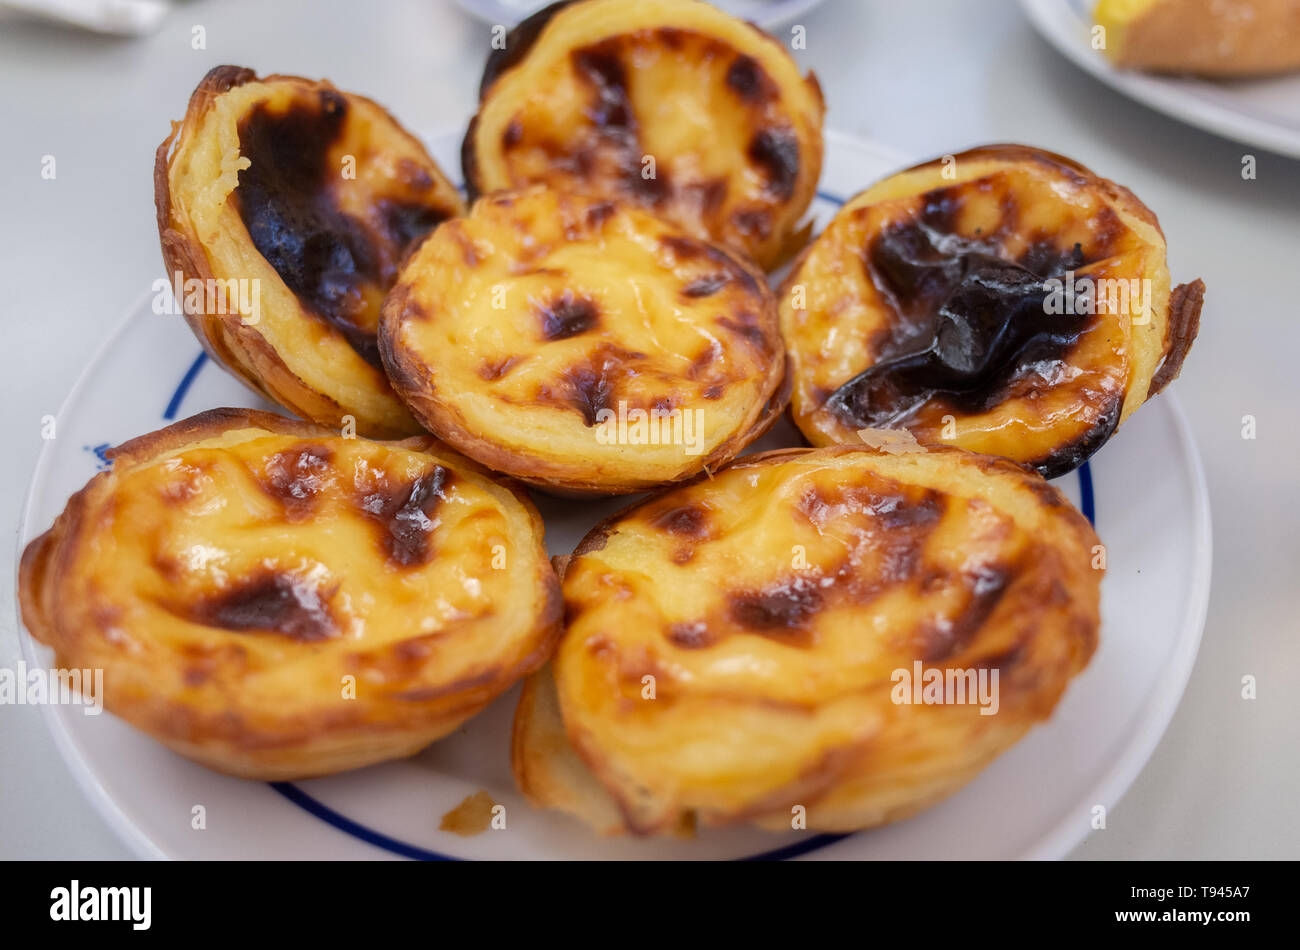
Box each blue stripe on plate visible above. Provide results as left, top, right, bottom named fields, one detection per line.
left=269, top=782, right=457, bottom=861
left=1079, top=461, right=1096, bottom=525
left=163, top=351, right=208, bottom=420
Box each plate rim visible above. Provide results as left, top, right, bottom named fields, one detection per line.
left=14, top=288, right=171, bottom=861
left=450, top=0, right=832, bottom=32
left=1019, top=0, right=1300, bottom=159
left=14, top=128, right=1213, bottom=861
left=1022, top=392, right=1212, bottom=859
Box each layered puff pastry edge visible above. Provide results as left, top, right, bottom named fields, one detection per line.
left=380, top=186, right=788, bottom=496
left=779, top=144, right=1203, bottom=478
left=514, top=443, right=1102, bottom=835
left=462, top=0, right=825, bottom=271
left=19, top=409, right=561, bottom=780
left=155, top=66, right=465, bottom=439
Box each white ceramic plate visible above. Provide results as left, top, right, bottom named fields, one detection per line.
left=1021, top=0, right=1300, bottom=159
left=17, top=129, right=1211, bottom=860
left=452, top=0, right=830, bottom=31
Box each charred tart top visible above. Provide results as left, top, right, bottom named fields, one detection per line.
left=462, top=0, right=825, bottom=271
left=18, top=410, right=559, bottom=752
left=550, top=444, right=1101, bottom=832
left=156, top=67, right=465, bottom=438
left=780, top=145, right=1202, bottom=478
left=380, top=187, right=786, bottom=495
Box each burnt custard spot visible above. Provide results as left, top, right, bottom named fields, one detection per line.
left=357, top=466, right=453, bottom=567
left=795, top=483, right=945, bottom=586
left=682, top=274, right=730, bottom=298
left=726, top=54, right=776, bottom=104
left=870, top=489, right=945, bottom=531
left=826, top=197, right=1096, bottom=431
left=502, top=118, right=523, bottom=149
left=660, top=234, right=705, bottom=262
left=586, top=200, right=617, bottom=229
left=668, top=236, right=761, bottom=297
left=1038, top=401, right=1122, bottom=479
left=650, top=504, right=711, bottom=539
left=748, top=127, right=799, bottom=200
left=869, top=494, right=945, bottom=585
left=731, top=206, right=773, bottom=240
left=395, top=156, right=435, bottom=191
left=918, top=563, right=1016, bottom=662
left=729, top=575, right=824, bottom=644
left=717, top=311, right=769, bottom=351
left=556, top=365, right=613, bottom=427
left=479, top=354, right=524, bottom=381
left=258, top=444, right=334, bottom=520
left=572, top=44, right=633, bottom=130
left=685, top=178, right=728, bottom=217
left=658, top=26, right=687, bottom=49
left=234, top=90, right=449, bottom=368
left=667, top=620, right=714, bottom=649
left=538, top=291, right=600, bottom=341
left=688, top=340, right=723, bottom=377
left=567, top=40, right=677, bottom=207
left=190, top=570, right=337, bottom=642
left=377, top=200, right=447, bottom=256
left=536, top=346, right=637, bottom=426
left=235, top=91, right=377, bottom=364
left=627, top=163, right=671, bottom=205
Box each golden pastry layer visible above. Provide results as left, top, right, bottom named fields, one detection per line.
left=19, top=409, right=560, bottom=780
left=514, top=444, right=1101, bottom=834
left=780, top=145, right=1203, bottom=478
left=156, top=66, right=465, bottom=438
left=1096, top=0, right=1300, bottom=75
left=462, top=0, right=825, bottom=270
left=380, top=187, right=787, bottom=496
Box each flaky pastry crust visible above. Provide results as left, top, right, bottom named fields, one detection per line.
left=156, top=67, right=464, bottom=438
left=779, top=144, right=1203, bottom=477
left=462, top=0, right=825, bottom=271
left=514, top=443, right=1101, bottom=834
left=20, top=408, right=561, bottom=779
left=381, top=187, right=788, bottom=496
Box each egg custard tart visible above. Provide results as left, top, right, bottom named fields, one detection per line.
left=461, top=0, right=825, bottom=271
left=19, top=409, right=560, bottom=780
left=155, top=66, right=465, bottom=438
left=380, top=187, right=786, bottom=496
left=513, top=444, right=1101, bottom=835
left=780, top=145, right=1204, bottom=478
left=1096, top=0, right=1300, bottom=76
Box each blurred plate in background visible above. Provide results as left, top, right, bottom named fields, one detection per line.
left=453, top=0, right=830, bottom=31
left=1021, top=0, right=1300, bottom=159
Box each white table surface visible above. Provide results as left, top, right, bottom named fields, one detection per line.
left=1, top=0, right=1296, bottom=860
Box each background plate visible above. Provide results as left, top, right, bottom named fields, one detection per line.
left=16, top=129, right=1211, bottom=859
left=1020, top=0, right=1300, bottom=159
left=452, top=0, right=830, bottom=31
